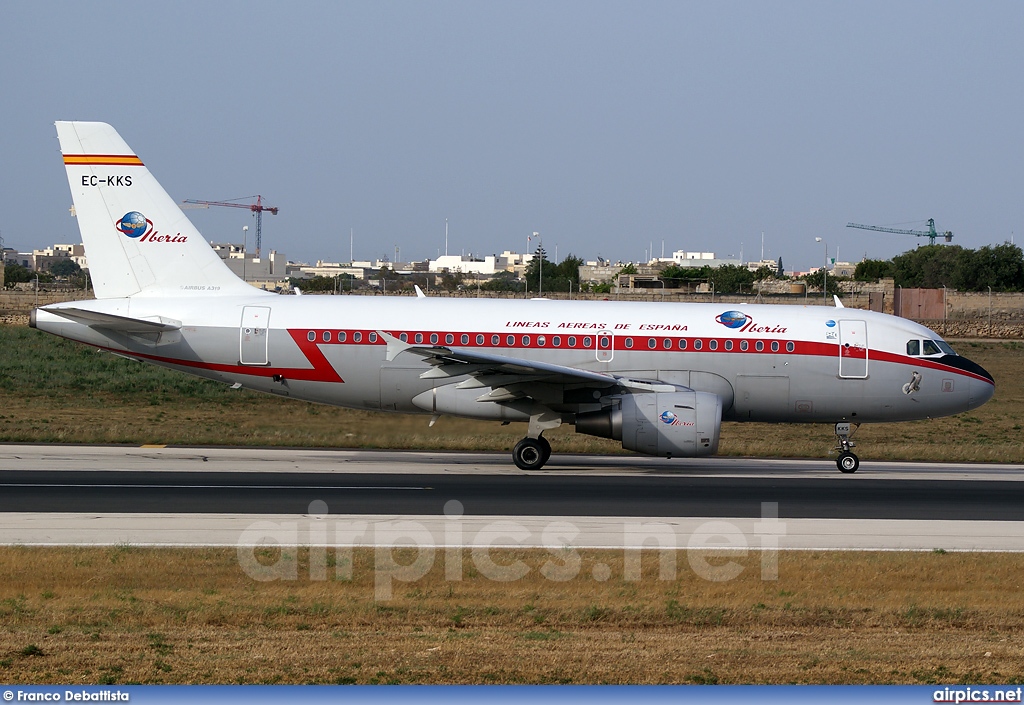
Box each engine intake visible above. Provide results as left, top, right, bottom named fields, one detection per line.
left=575, top=391, right=722, bottom=458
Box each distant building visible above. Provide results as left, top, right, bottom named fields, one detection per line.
left=289, top=260, right=366, bottom=280
left=428, top=255, right=498, bottom=275
left=6, top=244, right=87, bottom=272
left=211, top=243, right=287, bottom=281
left=669, top=250, right=742, bottom=269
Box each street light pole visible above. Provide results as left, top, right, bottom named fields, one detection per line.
left=242, top=226, right=248, bottom=282
left=815, top=237, right=827, bottom=303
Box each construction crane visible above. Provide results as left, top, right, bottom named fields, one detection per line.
left=846, top=218, right=953, bottom=245
left=181, top=195, right=279, bottom=256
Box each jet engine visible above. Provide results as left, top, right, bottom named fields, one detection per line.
left=575, top=391, right=722, bottom=458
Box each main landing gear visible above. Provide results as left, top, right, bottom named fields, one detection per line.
left=512, top=435, right=552, bottom=470
left=833, top=421, right=860, bottom=473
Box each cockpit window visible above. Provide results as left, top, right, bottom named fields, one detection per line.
left=906, top=340, right=920, bottom=356
left=922, top=340, right=942, bottom=356
left=935, top=340, right=957, bottom=356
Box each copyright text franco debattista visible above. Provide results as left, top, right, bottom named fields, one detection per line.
left=3, top=691, right=129, bottom=702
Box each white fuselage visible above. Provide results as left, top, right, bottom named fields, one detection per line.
left=33, top=293, right=995, bottom=425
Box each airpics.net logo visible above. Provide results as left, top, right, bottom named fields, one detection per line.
left=114, top=211, right=187, bottom=243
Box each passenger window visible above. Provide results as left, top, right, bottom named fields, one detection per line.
left=522, top=335, right=531, bottom=346
left=476, top=334, right=484, bottom=345
left=368, top=332, right=377, bottom=343
left=322, top=331, right=332, bottom=342
left=583, top=336, right=593, bottom=348
left=507, top=335, right=515, bottom=346
left=740, top=340, right=748, bottom=352
left=647, top=338, right=656, bottom=349
left=552, top=336, right=561, bottom=346
left=430, top=333, right=438, bottom=344
left=307, top=331, right=316, bottom=342
left=461, top=334, right=469, bottom=345
left=693, top=340, right=702, bottom=351
left=786, top=341, right=794, bottom=353
left=906, top=340, right=920, bottom=356
left=537, top=336, right=546, bottom=346
left=755, top=341, right=764, bottom=352
left=491, top=334, right=500, bottom=345
left=568, top=336, right=577, bottom=347
left=414, top=333, right=423, bottom=344
left=771, top=341, right=779, bottom=352
left=399, top=332, right=408, bottom=342
left=663, top=338, right=671, bottom=349
left=923, top=340, right=941, bottom=356
left=624, top=338, right=633, bottom=349
left=708, top=340, right=718, bottom=351
left=445, top=334, right=454, bottom=345
left=353, top=332, right=362, bottom=343
left=678, top=339, right=687, bottom=350
left=724, top=340, right=733, bottom=351
left=338, top=331, right=346, bottom=342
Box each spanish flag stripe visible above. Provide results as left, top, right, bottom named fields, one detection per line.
left=63, top=154, right=144, bottom=166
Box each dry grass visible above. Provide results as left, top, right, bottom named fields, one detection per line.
left=1, top=547, right=1023, bottom=684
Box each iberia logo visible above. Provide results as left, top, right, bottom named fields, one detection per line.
left=660, top=410, right=681, bottom=425
left=715, top=310, right=788, bottom=334
left=115, top=212, right=187, bottom=243
left=715, top=310, right=750, bottom=329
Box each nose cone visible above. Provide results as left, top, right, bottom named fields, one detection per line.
left=936, top=354, right=994, bottom=411
left=951, top=356, right=994, bottom=410
left=969, top=374, right=995, bottom=410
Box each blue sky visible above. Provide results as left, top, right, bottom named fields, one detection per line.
left=2, top=1, right=1022, bottom=270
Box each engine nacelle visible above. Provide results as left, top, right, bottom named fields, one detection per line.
left=575, top=391, right=722, bottom=458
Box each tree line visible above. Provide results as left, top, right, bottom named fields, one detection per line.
left=853, top=243, right=1023, bottom=292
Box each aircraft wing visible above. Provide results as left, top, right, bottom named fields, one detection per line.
left=378, top=331, right=677, bottom=395
left=42, top=307, right=182, bottom=333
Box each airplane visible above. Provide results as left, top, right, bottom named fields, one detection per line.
left=31, top=122, right=995, bottom=473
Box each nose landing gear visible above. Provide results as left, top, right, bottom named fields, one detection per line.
left=834, top=422, right=860, bottom=473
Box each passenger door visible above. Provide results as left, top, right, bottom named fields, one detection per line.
left=838, top=319, right=868, bottom=378
left=240, top=306, right=271, bottom=365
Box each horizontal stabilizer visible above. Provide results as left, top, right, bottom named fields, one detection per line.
left=43, top=307, right=181, bottom=332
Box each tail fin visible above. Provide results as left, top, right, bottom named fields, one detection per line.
left=55, top=121, right=257, bottom=299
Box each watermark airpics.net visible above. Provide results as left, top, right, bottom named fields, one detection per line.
left=235, top=501, right=786, bottom=600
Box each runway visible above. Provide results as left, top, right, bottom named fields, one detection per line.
left=1, top=444, right=1023, bottom=550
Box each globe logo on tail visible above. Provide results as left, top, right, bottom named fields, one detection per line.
left=116, top=211, right=150, bottom=238
left=715, top=310, right=749, bottom=329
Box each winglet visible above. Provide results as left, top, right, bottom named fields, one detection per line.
left=833, top=295, right=845, bottom=308
left=414, top=285, right=427, bottom=298
left=377, top=330, right=414, bottom=362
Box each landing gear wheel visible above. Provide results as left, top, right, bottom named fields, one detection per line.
left=837, top=452, right=859, bottom=474
left=512, top=438, right=548, bottom=471
left=832, top=421, right=861, bottom=474
left=537, top=436, right=552, bottom=466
